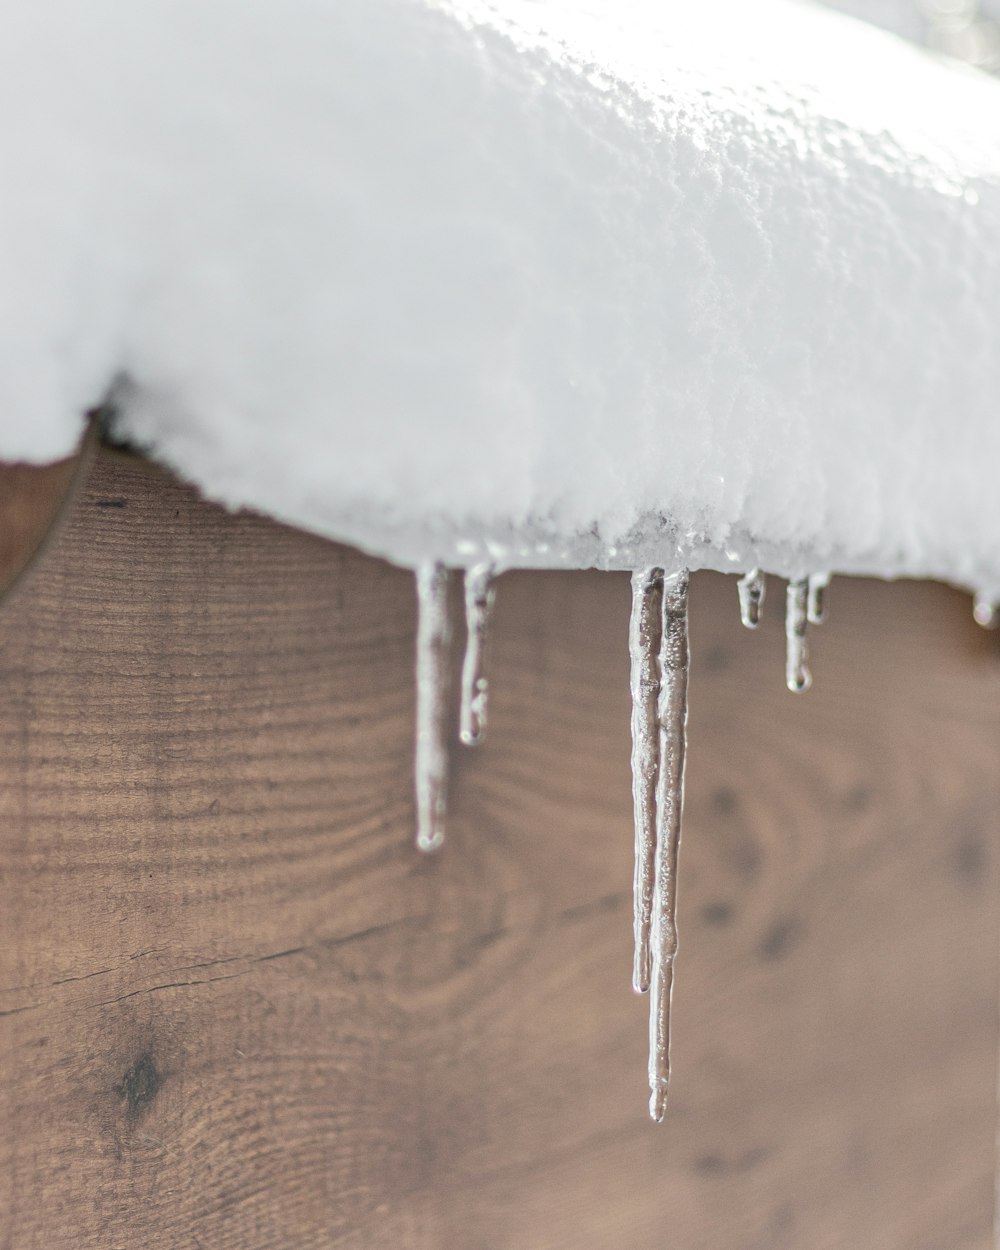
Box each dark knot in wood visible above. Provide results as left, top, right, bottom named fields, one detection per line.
left=115, top=1053, right=163, bottom=1121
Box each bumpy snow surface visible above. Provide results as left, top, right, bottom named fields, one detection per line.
left=3, top=0, right=1000, bottom=589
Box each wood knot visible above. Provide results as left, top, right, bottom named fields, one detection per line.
left=115, top=1053, right=163, bottom=1121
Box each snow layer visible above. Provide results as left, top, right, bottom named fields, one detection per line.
left=2, top=0, right=1000, bottom=587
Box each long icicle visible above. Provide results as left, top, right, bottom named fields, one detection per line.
left=415, top=562, right=451, bottom=852
left=630, top=568, right=665, bottom=994
left=785, top=577, right=811, bottom=692
left=459, top=564, right=496, bottom=746
left=737, top=569, right=766, bottom=628
left=649, top=570, right=690, bottom=1122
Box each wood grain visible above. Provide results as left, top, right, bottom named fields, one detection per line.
left=1, top=448, right=998, bottom=1250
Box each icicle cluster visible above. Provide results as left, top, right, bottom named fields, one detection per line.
left=737, top=570, right=831, bottom=693
left=412, top=566, right=997, bottom=1124
left=626, top=570, right=692, bottom=1119
left=628, top=568, right=837, bottom=1118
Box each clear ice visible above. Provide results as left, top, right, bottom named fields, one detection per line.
left=415, top=561, right=451, bottom=852
left=460, top=563, right=496, bottom=746
left=737, top=569, right=766, bottom=628
left=629, top=568, right=665, bottom=994
left=785, top=578, right=812, bottom=693
left=648, top=570, right=690, bottom=1122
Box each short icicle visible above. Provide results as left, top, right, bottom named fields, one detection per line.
left=648, top=570, right=690, bottom=1122
left=974, top=591, right=999, bottom=629
left=737, top=569, right=766, bottom=628
left=459, top=563, right=496, bottom=746
left=629, top=568, right=665, bottom=994
left=415, top=561, right=451, bottom=852
left=807, top=573, right=831, bottom=625
left=785, top=578, right=811, bottom=693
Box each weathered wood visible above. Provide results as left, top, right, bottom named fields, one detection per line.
left=1, top=449, right=998, bottom=1249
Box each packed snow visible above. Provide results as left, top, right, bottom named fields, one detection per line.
left=1, top=0, right=999, bottom=592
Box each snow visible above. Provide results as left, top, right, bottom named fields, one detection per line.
left=819, top=0, right=1000, bottom=53
left=817, top=0, right=923, bottom=39
left=2, top=0, right=1000, bottom=591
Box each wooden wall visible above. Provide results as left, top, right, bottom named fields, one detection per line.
left=1, top=449, right=999, bottom=1249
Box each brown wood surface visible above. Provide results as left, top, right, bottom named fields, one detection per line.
left=1, top=448, right=999, bottom=1250
left=0, top=422, right=97, bottom=604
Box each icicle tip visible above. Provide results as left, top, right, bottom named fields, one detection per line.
left=416, top=828, right=445, bottom=854
left=737, top=569, right=765, bottom=629
left=458, top=681, right=488, bottom=747
left=649, top=1084, right=669, bottom=1123
left=973, top=593, right=998, bottom=629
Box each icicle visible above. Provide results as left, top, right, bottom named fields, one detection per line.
left=648, top=570, right=690, bottom=1122
left=415, top=562, right=451, bottom=852
left=807, top=572, right=831, bottom=625
left=629, top=568, right=664, bottom=994
left=737, top=569, right=765, bottom=628
left=459, top=564, right=496, bottom=746
left=974, top=592, right=999, bottom=629
left=785, top=577, right=811, bottom=693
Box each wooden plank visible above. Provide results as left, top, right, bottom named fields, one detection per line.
left=1, top=448, right=998, bottom=1250
left=0, top=422, right=97, bottom=603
